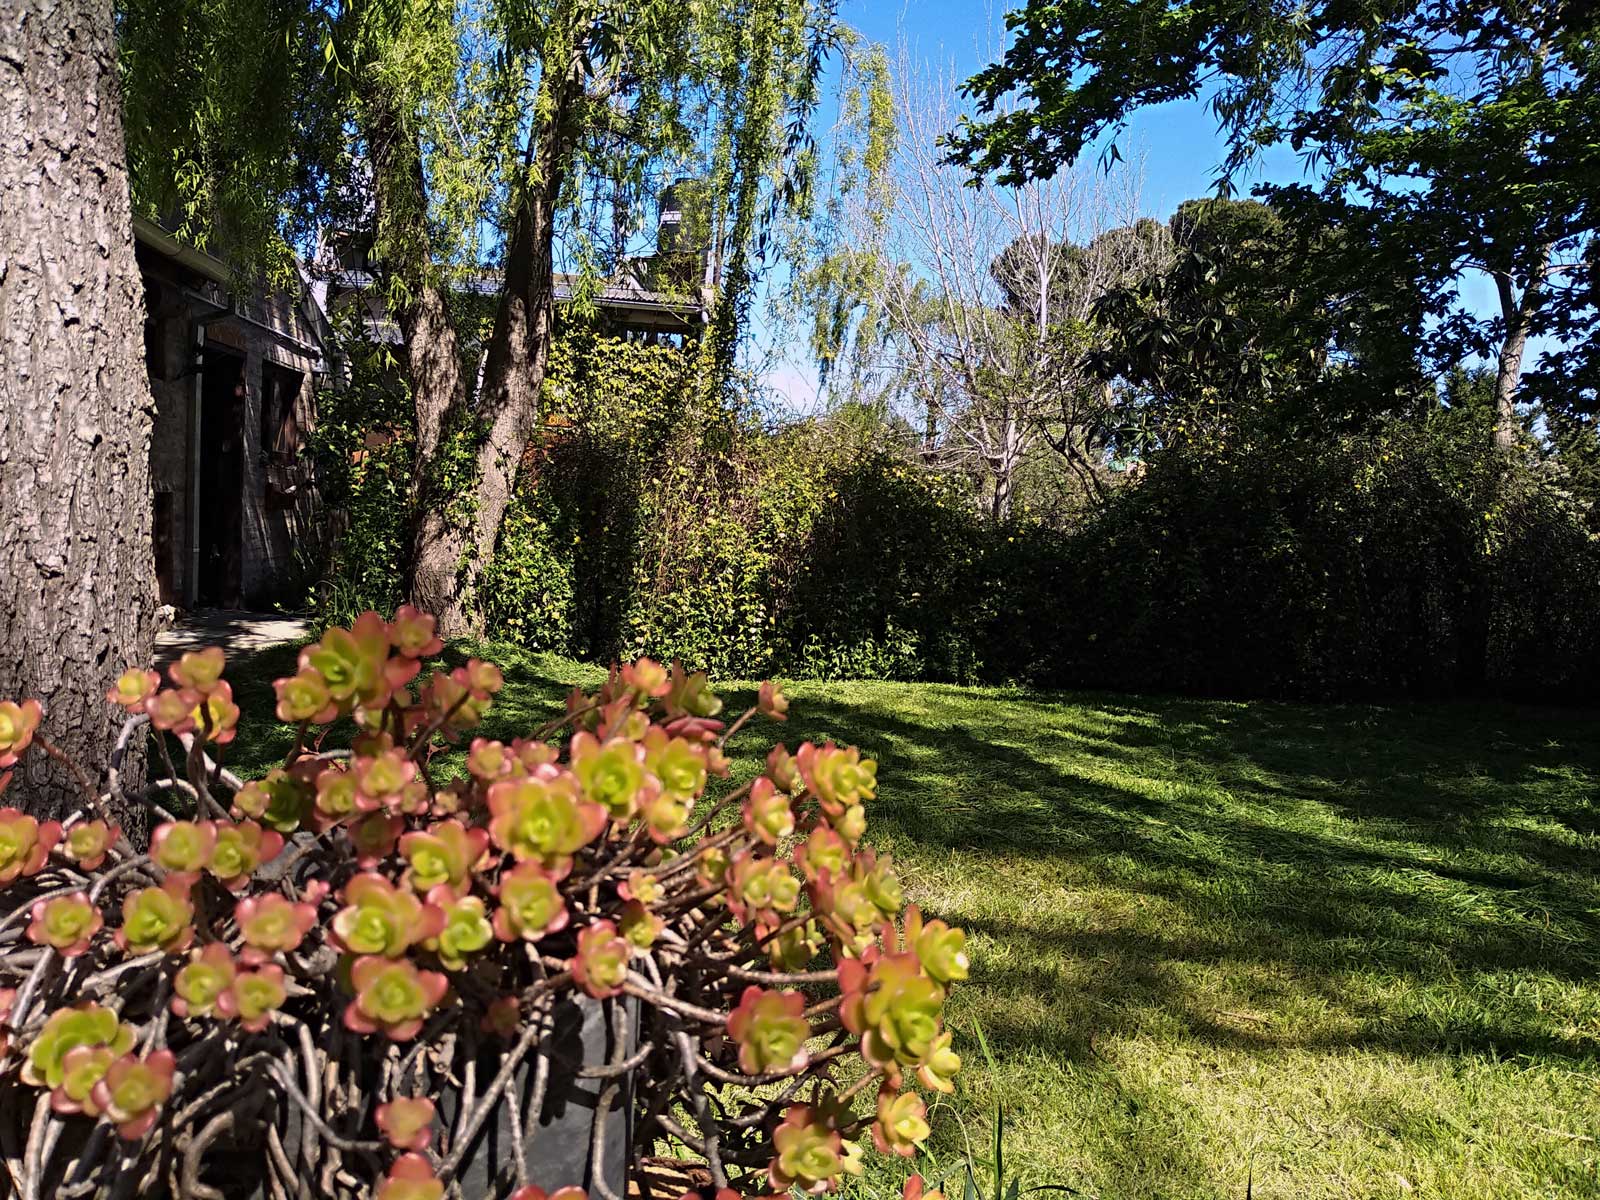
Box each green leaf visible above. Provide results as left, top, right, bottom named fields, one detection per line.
left=993, top=1101, right=1005, bottom=1200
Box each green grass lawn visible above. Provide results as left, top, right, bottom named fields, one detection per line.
left=225, top=641, right=1600, bottom=1200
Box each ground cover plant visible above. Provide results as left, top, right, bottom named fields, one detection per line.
left=0, top=613, right=966, bottom=1198
left=224, top=642, right=1600, bottom=1200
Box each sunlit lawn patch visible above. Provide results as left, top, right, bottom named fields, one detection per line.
left=226, top=642, right=1600, bottom=1200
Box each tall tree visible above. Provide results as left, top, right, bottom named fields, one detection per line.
left=117, top=0, right=342, bottom=285
left=0, top=0, right=157, bottom=812
left=337, top=0, right=477, bottom=628
left=344, top=0, right=838, bottom=633
left=1090, top=196, right=1431, bottom=455
left=115, top=0, right=836, bottom=636
left=950, top=0, right=1600, bottom=452
left=797, top=43, right=1164, bottom=520
left=404, top=0, right=592, bottom=633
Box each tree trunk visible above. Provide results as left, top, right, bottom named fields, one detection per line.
left=408, top=58, right=581, bottom=636
left=989, top=412, right=1021, bottom=523
left=406, top=285, right=467, bottom=468
left=363, top=80, right=467, bottom=472
left=0, top=0, right=157, bottom=815
left=1491, top=256, right=1549, bottom=453
left=360, top=77, right=471, bottom=614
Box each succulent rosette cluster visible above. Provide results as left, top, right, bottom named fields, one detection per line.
left=0, top=607, right=966, bottom=1198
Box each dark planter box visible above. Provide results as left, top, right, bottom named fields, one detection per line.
left=208, top=993, right=636, bottom=1199
left=439, top=992, right=637, bottom=1198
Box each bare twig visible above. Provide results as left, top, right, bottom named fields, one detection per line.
left=263, top=1061, right=385, bottom=1156
left=623, top=976, right=728, bottom=1027
left=669, top=1027, right=727, bottom=1191
left=20, top=1092, right=50, bottom=1200
left=437, top=997, right=556, bottom=1185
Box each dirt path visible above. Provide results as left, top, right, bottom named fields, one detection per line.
left=154, top=610, right=310, bottom=666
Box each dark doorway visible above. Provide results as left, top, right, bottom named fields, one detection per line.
left=197, top=348, right=245, bottom=607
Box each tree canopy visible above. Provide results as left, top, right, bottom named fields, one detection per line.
left=948, top=0, right=1600, bottom=445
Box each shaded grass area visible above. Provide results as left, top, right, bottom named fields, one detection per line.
left=225, top=642, right=1600, bottom=1199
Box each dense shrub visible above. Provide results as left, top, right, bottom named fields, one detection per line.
left=479, top=468, right=576, bottom=651
left=1485, top=471, right=1600, bottom=701
left=992, top=412, right=1600, bottom=700
left=767, top=438, right=985, bottom=681
left=302, top=328, right=413, bottom=626
left=1010, top=428, right=1491, bottom=696
left=483, top=358, right=993, bottom=681
left=315, top=328, right=1600, bottom=701
left=506, top=332, right=779, bottom=675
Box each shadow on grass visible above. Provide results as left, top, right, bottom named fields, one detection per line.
left=220, top=645, right=1600, bottom=1073
left=775, top=692, right=1600, bottom=1068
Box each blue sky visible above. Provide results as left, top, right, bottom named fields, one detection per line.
left=758, top=0, right=1312, bottom=410
left=841, top=0, right=1307, bottom=211
left=755, top=0, right=1516, bottom=410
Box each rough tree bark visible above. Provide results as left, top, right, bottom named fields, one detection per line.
left=0, top=0, right=157, bottom=815
left=408, top=59, right=582, bottom=635
left=361, top=82, right=468, bottom=490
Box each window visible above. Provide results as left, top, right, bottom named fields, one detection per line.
left=259, top=362, right=304, bottom=458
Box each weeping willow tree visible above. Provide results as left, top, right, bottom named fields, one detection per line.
left=117, top=0, right=345, bottom=285
left=113, top=0, right=840, bottom=634
left=327, top=0, right=841, bottom=633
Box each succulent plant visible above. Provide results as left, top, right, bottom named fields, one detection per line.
left=770, top=1105, right=848, bottom=1195
left=331, top=872, right=444, bottom=958
left=493, top=861, right=568, bottom=943
left=0, top=700, right=44, bottom=769
left=115, top=880, right=195, bottom=955
left=150, top=819, right=217, bottom=881
left=0, top=611, right=964, bottom=1200
left=59, top=819, right=118, bottom=871
left=727, top=986, right=810, bottom=1075
left=22, top=1005, right=134, bottom=1091
left=398, top=819, right=488, bottom=895
left=487, top=774, right=606, bottom=869
left=171, top=944, right=238, bottom=1019
left=207, top=819, right=284, bottom=891
left=375, top=1153, right=445, bottom=1200
left=274, top=668, right=337, bottom=724
left=53, top=1044, right=118, bottom=1116
left=218, top=964, right=288, bottom=1033
left=235, top=893, right=317, bottom=964
left=375, top=1097, right=436, bottom=1151
left=872, top=1087, right=931, bottom=1157
left=168, top=647, right=226, bottom=695
left=428, top=889, right=494, bottom=971
left=0, top=807, right=61, bottom=884
left=344, top=956, right=449, bottom=1040
left=570, top=921, right=630, bottom=999
left=106, top=668, right=160, bottom=711
left=92, top=1051, right=176, bottom=1139
left=569, top=733, right=650, bottom=819
left=27, top=892, right=103, bottom=957
left=742, top=776, right=796, bottom=847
